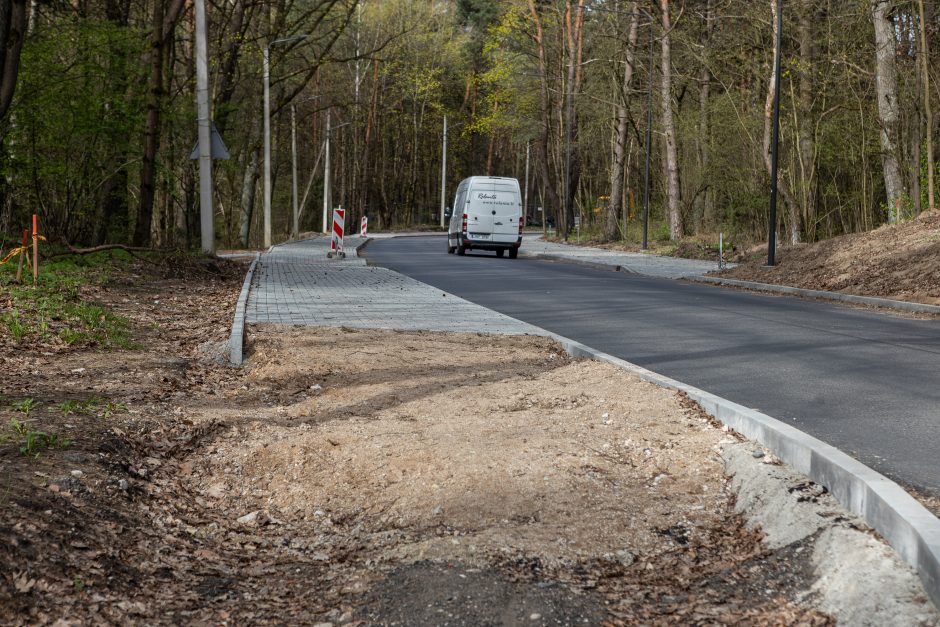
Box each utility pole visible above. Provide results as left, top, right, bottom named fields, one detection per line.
left=291, top=103, right=299, bottom=239
left=642, top=20, right=655, bottom=250
left=322, top=109, right=331, bottom=233
left=194, top=0, right=214, bottom=254
left=263, top=46, right=272, bottom=248
left=767, top=0, right=782, bottom=266
left=523, top=142, right=530, bottom=224
left=440, top=114, right=447, bottom=227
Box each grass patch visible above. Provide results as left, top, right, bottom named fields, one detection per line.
left=0, top=251, right=135, bottom=348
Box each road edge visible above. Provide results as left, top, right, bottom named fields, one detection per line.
left=228, top=253, right=259, bottom=367
left=545, top=332, right=940, bottom=609
left=520, top=252, right=635, bottom=275
left=688, top=275, right=940, bottom=315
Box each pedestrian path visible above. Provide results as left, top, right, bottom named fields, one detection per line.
left=245, top=236, right=544, bottom=335
left=521, top=236, right=726, bottom=279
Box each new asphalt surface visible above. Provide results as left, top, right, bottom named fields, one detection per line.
left=365, top=235, right=940, bottom=497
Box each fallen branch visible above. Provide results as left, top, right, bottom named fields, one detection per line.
left=47, top=242, right=161, bottom=264
left=62, top=243, right=154, bottom=255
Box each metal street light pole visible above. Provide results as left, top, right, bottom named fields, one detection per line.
left=263, top=34, right=307, bottom=249
left=523, top=142, right=530, bottom=224
left=440, top=114, right=447, bottom=227
left=322, top=109, right=331, bottom=233
left=193, top=0, right=214, bottom=254
left=263, top=46, right=272, bottom=248
left=642, top=17, right=655, bottom=250
left=767, top=0, right=782, bottom=266
left=290, top=103, right=299, bottom=239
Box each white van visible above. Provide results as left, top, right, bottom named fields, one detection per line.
left=446, top=176, right=523, bottom=258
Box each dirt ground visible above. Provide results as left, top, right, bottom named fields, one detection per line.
left=718, top=210, right=940, bottom=305
left=0, top=261, right=834, bottom=625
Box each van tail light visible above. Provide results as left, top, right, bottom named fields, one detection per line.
left=462, top=213, right=468, bottom=233
left=519, top=216, right=524, bottom=235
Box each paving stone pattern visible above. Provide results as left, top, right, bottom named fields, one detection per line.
left=521, top=236, right=726, bottom=279
left=246, top=237, right=545, bottom=335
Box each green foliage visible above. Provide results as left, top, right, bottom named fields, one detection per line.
left=13, top=398, right=36, bottom=417
left=58, top=397, right=126, bottom=419
left=4, top=19, right=146, bottom=244
left=7, top=417, right=71, bottom=457
left=0, top=253, right=134, bottom=348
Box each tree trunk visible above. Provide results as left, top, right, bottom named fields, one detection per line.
left=605, top=1, right=639, bottom=242
left=239, top=145, right=260, bottom=247
left=763, top=0, right=801, bottom=242
left=917, top=0, right=935, bottom=211
left=0, top=0, right=28, bottom=122
left=872, top=0, right=907, bottom=222
left=527, top=0, right=563, bottom=237
left=134, top=0, right=167, bottom=246
left=692, top=0, right=713, bottom=233
left=133, top=0, right=185, bottom=247
left=797, top=0, right=817, bottom=240
left=563, top=0, right=586, bottom=237
left=659, top=0, right=683, bottom=240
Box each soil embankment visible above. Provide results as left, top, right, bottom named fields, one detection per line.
left=718, top=211, right=940, bottom=305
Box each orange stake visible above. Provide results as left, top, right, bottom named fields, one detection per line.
left=32, top=215, right=38, bottom=285
left=15, top=229, right=28, bottom=283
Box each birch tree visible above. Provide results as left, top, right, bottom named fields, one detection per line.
left=872, top=0, right=907, bottom=222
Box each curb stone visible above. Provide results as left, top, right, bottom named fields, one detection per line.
left=227, top=238, right=373, bottom=366
left=228, top=253, right=259, bottom=367
left=546, top=332, right=940, bottom=610
left=689, top=275, right=940, bottom=315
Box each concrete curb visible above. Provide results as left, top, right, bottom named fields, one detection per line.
left=228, top=238, right=373, bottom=367
left=545, top=331, right=940, bottom=609
left=521, top=252, right=637, bottom=275
left=689, top=275, right=940, bottom=315
left=228, top=254, right=259, bottom=367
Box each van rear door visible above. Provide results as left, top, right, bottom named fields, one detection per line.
left=491, top=182, right=521, bottom=240
left=466, top=183, right=494, bottom=236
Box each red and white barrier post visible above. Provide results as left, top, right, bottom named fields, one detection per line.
left=329, top=207, right=345, bottom=258
left=360, top=216, right=368, bottom=238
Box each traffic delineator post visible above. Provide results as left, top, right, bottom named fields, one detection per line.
left=360, top=216, right=368, bottom=238
left=329, top=207, right=346, bottom=258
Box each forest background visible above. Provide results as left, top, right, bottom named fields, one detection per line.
left=0, top=0, right=936, bottom=251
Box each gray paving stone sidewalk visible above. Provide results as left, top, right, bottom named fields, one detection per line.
left=521, top=236, right=726, bottom=279
left=246, top=236, right=544, bottom=335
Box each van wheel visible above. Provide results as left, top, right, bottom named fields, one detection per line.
left=508, top=248, right=518, bottom=259
left=496, top=249, right=505, bottom=258
left=457, top=245, right=466, bottom=256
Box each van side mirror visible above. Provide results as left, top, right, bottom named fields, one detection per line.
left=444, top=207, right=452, bottom=220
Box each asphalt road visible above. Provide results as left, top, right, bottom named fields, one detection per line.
left=365, top=235, right=940, bottom=496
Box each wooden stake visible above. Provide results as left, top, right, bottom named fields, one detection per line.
left=32, top=215, right=38, bottom=285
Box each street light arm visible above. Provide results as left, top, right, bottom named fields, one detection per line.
left=269, top=33, right=310, bottom=49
